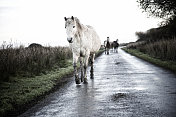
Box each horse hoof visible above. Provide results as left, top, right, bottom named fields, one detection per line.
left=83, top=78, right=88, bottom=84
left=90, top=74, right=94, bottom=79
left=75, top=79, right=80, bottom=84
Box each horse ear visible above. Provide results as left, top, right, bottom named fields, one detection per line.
left=71, top=16, right=74, bottom=20
left=64, top=17, right=67, bottom=21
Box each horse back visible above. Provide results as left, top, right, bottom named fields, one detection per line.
left=113, top=41, right=119, bottom=48
left=83, top=25, right=101, bottom=53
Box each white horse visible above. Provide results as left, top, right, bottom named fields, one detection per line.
left=64, top=16, right=101, bottom=84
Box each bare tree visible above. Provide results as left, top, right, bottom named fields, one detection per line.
left=137, top=0, right=176, bottom=19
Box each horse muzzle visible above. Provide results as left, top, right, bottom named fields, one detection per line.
left=67, top=38, right=73, bottom=43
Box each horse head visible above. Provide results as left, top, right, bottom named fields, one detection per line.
left=64, top=16, right=77, bottom=43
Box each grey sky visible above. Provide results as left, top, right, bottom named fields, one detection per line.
left=0, top=0, right=163, bottom=47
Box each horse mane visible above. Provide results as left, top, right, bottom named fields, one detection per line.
left=74, top=17, right=84, bottom=38
left=75, top=17, right=83, bottom=31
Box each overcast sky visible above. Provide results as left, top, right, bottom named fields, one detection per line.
left=0, top=0, right=163, bottom=47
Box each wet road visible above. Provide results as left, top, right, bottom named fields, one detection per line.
left=19, top=48, right=176, bottom=117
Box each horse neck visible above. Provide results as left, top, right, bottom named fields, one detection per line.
left=73, top=31, right=81, bottom=44
left=73, top=18, right=87, bottom=44
left=74, top=24, right=83, bottom=44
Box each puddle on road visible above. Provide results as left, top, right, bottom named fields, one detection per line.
left=110, top=92, right=137, bottom=103
left=111, top=93, right=128, bottom=101
left=115, top=62, right=121, bottom=65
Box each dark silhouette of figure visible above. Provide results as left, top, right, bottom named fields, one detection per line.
left=104, top=37, right=111, bottom=55
left=112, top=39, right=119, bottom=53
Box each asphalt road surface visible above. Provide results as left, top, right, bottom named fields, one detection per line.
left=19, top=48, right=176, bottom=117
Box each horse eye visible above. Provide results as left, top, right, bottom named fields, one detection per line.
left=73, top=26, right=75, bottom=28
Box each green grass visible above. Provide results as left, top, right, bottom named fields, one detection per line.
left=122, top=47, right=176, bottom=73
left=95, top=48, right=104, bottom=58
left=0, top=59, right=73, bottom=117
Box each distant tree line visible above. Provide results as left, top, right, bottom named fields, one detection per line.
left=136, top=0, right=176, bottom=42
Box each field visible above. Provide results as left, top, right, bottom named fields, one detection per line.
left=0, top=43, right=72, bottom=82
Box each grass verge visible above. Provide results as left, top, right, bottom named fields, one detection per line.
left=95, top=49, right=104, bottom=58
left=0, top=59, right=73, bottom=117
left=122, top=47, right=176, bottom=73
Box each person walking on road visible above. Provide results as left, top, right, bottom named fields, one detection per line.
left=104, top=37, right=111, bottom=55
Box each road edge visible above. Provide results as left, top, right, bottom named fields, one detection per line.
left=122, top=47, right=176, bottom=74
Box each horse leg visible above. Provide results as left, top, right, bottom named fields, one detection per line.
left=107, top=48, right=109, bottom=55
left=90, top=53, right=95, bottom=79
left=105, top=47, right=106, bottom=54
left=80, top=57, right=84, bottom=82
left=83, top=54, right=89, bottom=83
left=73, top=55, right=80, bottom=84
